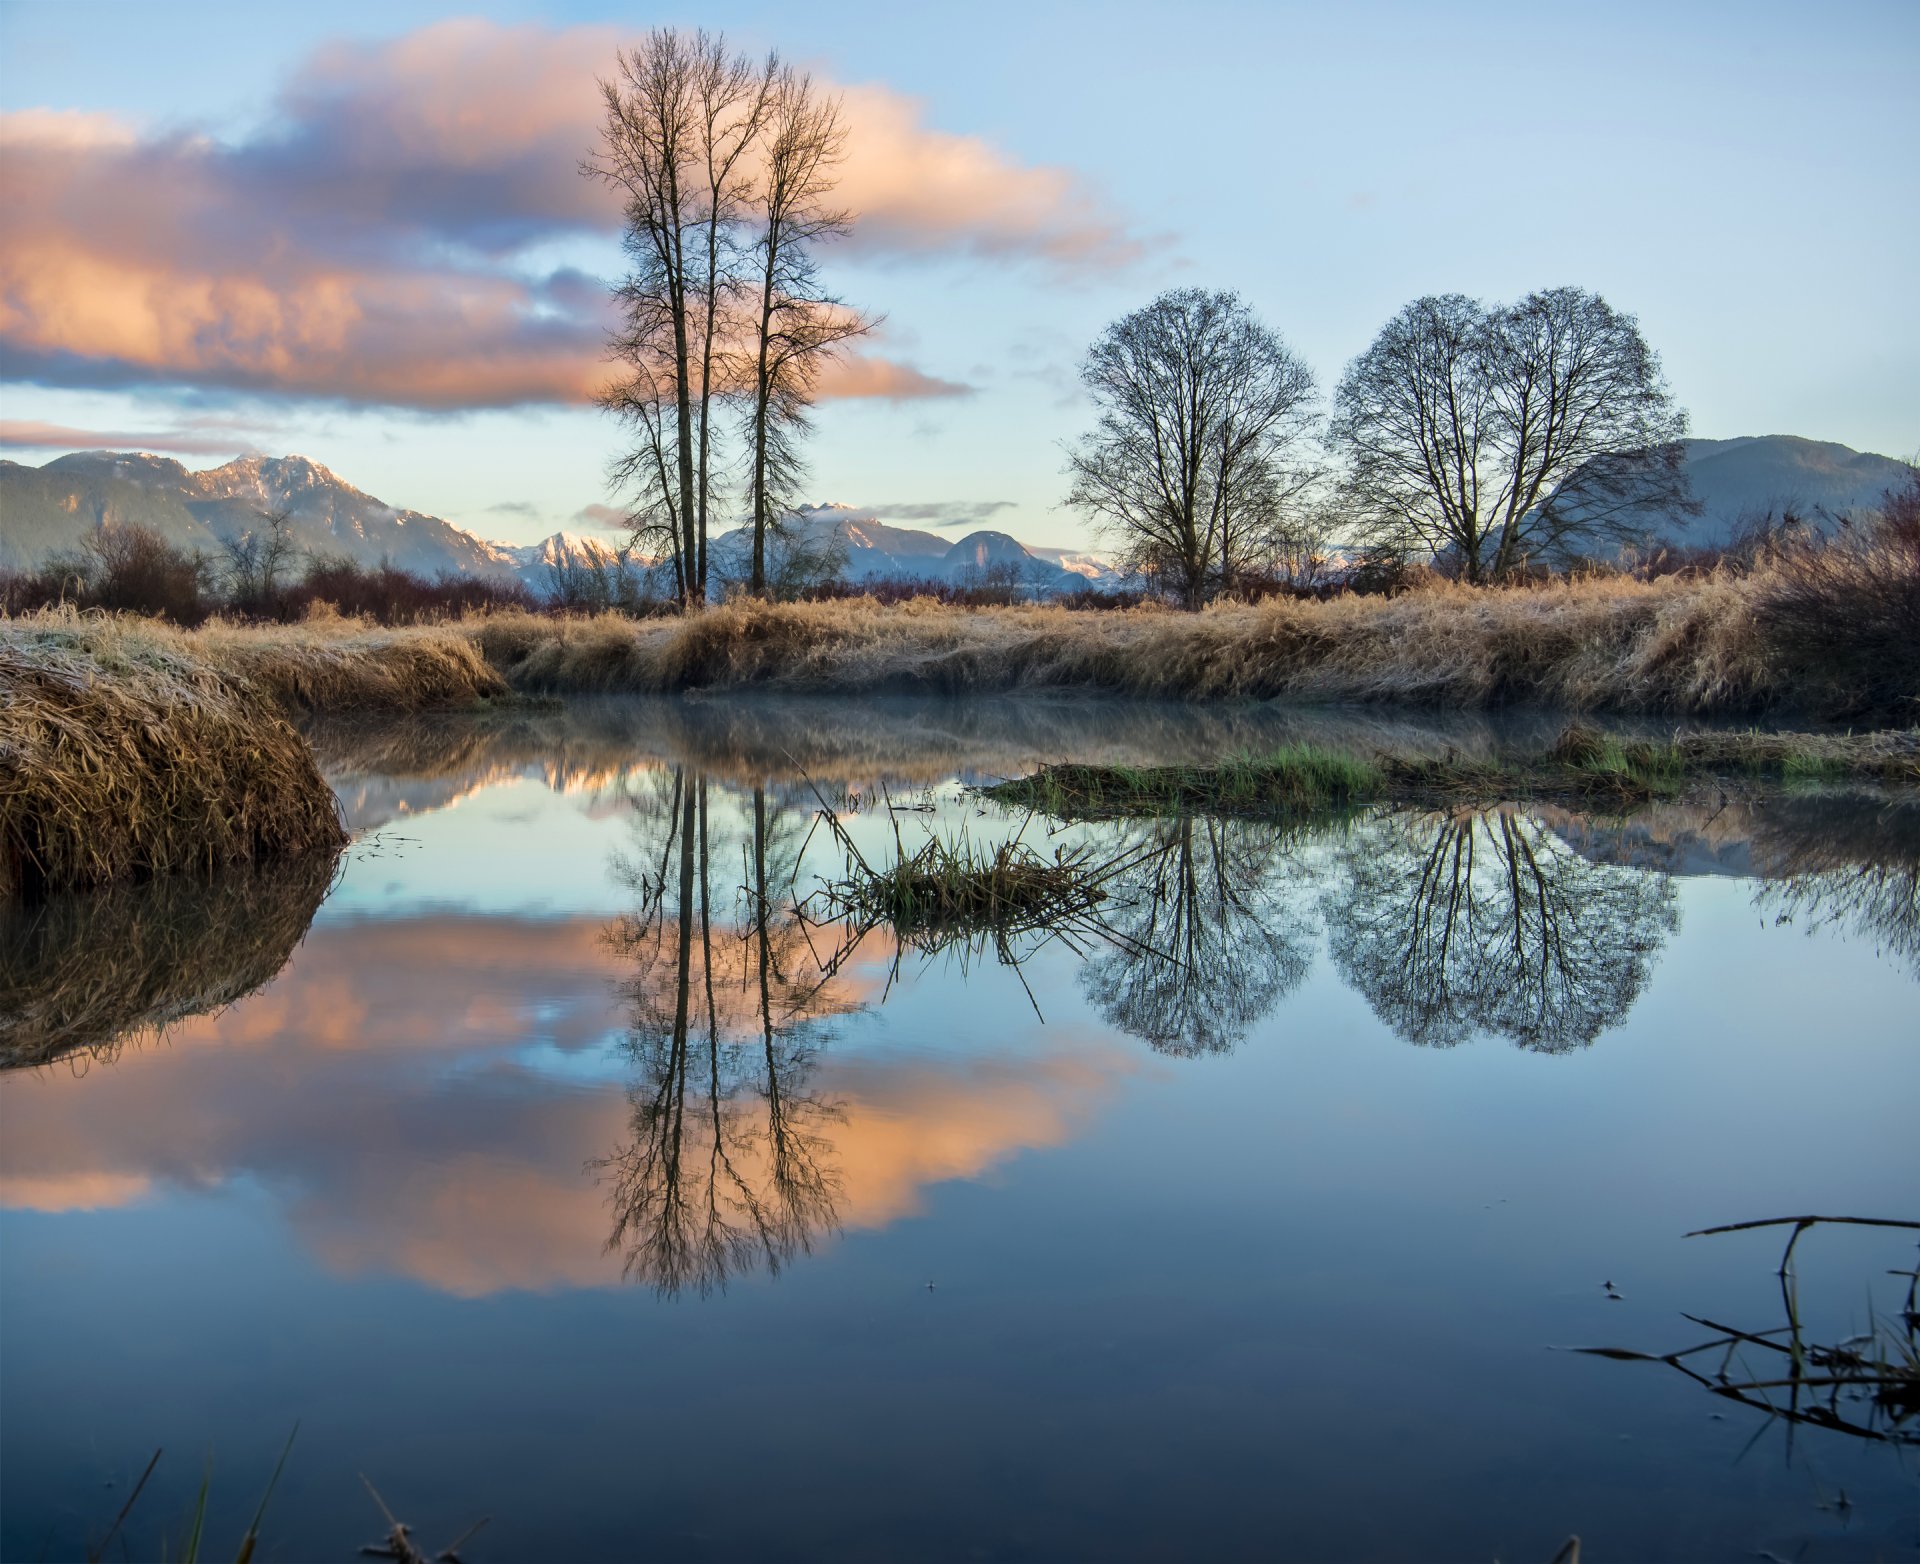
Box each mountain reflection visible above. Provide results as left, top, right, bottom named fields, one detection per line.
left=1321, top=808, right=1679, bottom=1052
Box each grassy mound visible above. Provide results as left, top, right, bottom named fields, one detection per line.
left=984, top=726, right=1920, bottom=819
left=0, top=637, right=347, bottom=898
left=988, top=746, right=1384, bottom=818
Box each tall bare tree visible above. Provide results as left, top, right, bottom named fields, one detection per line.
left=1329, top=288, right=1693, bottom=581
left=1065, top=289, right=1317, bottom=608
left=690, top=43, right=773, bottom=595
left=588, top=31, right=769, bottom=607
left=742, top=67, right=871, bottom=596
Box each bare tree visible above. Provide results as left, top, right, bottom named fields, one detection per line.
left=1065, top=289, right=1318, bottom=609
left=596, top=362, right=686, bottom=599
left=1329, top=288, right=1693, bottom=581
left=588, top=31, right=769, bottom=607
left=743, top=67, right=871, bottom=596
left=596, top=767, right=854, bottom=1296
left=221, top=506, right=300, bottom=612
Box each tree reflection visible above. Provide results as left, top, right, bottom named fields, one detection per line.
left=596, top=770, right=854, bottom=1296
left=1749, top=800, right=1920, bottom=980
left=1078, top=815, right=1311, bottom=1056
left=1322, top=807, right=1678, bottom=1052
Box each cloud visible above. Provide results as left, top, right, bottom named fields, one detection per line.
left=832, top=84, right=1149, bottom=268
left=815, top=356, right=972, bottom=401
left=0, top=417, right=266, bottom=456
left=572, top=502, right=629, bottom=532
left=861, top=499, right=1018, bottom=529
left=485, top=500, right=541, bottom=518
left=0, top=21, right=1142, bottom=412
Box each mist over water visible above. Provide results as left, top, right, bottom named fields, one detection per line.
left=3, top=698, right=1915, bottom=1562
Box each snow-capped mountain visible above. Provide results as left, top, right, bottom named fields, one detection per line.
left=0, top=456, right=1122, bottom=593
left=708, top=504, right=1124, bottom=592
left=0, top=451, right=518, bottom=579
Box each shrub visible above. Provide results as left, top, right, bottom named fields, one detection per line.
left=279, top=554, right=538, bottom=624
left=1752, top=466, right=1920, bottom=721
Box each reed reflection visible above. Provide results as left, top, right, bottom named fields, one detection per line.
left=1321, top=807, right=1679, bottom=1052
left=1747, top=797, right=1920, bottom=981
left=0, top=852, right=338, bottom=1072
left=597, top=769, right=857, bottom=1296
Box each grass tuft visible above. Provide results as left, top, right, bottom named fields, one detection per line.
left=1, top=634, right=347, bottom=898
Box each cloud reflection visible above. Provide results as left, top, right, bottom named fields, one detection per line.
left=0, top=906, right=1129, bottom=1297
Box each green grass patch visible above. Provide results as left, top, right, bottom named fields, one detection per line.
left=985, top=744, right=1385, bottom=819
left=985, top=725, right=1920, bottom=822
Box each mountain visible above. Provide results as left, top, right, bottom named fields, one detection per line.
left=0, top=454, right=216, bottom=567
left=1662, top=436, right=1913, bottom=548
left=496, top=531, right=629, bottom=580
left=0, top=451, right=521, bottom=579
left=0, top=451, right=1131, bottom=594
left=709, top=505, right=1123, bottom=593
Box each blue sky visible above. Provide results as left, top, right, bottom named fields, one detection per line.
left=2, top=0, right=1914, bottom=549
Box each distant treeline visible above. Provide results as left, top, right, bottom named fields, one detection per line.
left=0, top=527, right=537, bottom=626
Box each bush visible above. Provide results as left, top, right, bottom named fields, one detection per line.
left=276, top=554, right=538, bottom=624
left=0, top=526, right=219, bottom=624
left=1753, top=466, right=1920, bottom=721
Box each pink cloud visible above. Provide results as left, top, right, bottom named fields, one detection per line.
left=0, top=22, right=1141, bottom=411
left=0, top=418, right=266, bottom=456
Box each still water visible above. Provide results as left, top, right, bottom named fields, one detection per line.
left=3, top=698, right=1916, bottom=1562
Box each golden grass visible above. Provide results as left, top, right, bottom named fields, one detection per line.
left=0, top=852, right=336, bottom=1069
left=457, top=575, right=1776, bottom=710
left=0, top=606, right=507, bottom=717
left=0, top=623, right=347, bottom=897
left=287, top=577, right=1772, bottom=711
left=4, top=549, right=1913, bottom=721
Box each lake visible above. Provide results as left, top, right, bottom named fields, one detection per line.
left=3, top=697, right=1915, bottom=1562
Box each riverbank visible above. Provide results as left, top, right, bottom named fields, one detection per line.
left=981, top=725, right=1920, bottom=820
left=5, top=579, right=1916, bottom=896
left=0, top=633, right=346, bottom=898
left=3, top=559, right=1915, bottom=721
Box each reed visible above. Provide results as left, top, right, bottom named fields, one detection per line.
left=0, top=633, right=347, bottom=898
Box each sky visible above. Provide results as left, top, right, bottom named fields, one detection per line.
left=1, top=0, right=1915, bottom=550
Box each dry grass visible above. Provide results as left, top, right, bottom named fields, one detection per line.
left=4, top=542, right=1915, bottom=722
left=0, top=624, right=347, bottom=897
left=0, top=853, right=337, bottom=1069
left=0, top=607, right=506, bottom=718
left=460, top=581, right=1774, bottom=711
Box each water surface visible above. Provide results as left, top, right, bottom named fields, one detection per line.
left=3, top=697, right=1916, bottom=1561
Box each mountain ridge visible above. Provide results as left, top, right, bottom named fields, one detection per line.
left=3, top=435, right=1909, bottom=589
